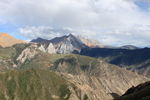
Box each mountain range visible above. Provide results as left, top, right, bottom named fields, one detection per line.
left=30, top=33, right=150, bottom=77
left=80, top=47, right=150, bottom=77
left=0, top=32, right=150, bottom=100
left=31, top=34, right=88, bottom=54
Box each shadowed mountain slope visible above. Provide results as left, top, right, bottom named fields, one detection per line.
left=115, top=81, right=150, bottom=100
left=80, top=47, right=150, bottom=77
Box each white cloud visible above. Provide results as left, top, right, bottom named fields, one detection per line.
left=18, top=26, right=72, bottom=39
left=0, top=0, right=150, bottom=46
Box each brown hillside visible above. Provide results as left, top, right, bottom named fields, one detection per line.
left=0, top=32, right=25, bottom=47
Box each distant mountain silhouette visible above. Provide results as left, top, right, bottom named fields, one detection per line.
left=80, top=47, right=150, bottom=77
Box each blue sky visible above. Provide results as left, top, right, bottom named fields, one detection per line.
left=0, top=24, right=26, bottom=40
left=0, top=0, right=150, bottom=47
left=135, top=0, right=150, bottom=11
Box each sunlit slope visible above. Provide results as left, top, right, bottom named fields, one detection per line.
left=0, top=69, right=71, bottom=100
left=0, top=32, right=25, bottom=47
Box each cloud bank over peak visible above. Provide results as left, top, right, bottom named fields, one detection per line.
left=0, top=0, right=150, bottom=47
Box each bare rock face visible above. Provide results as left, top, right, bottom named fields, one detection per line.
left=38, top=44, right=46, bottom=52
left=50, top=34, right=86, bottom=54
left=16, top=43, right=56, bottom=64
left=46, top=43, right=56, bottom=54
left=16, top=44, right=39, bottom=64
left=31, top=34, right=86, bottom=54
left=55, top=41, right=74, bottom=54
left=38, top=43, right=56, bottom=54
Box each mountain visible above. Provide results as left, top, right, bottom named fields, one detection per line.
left=31, top=34, right=86, bottom=54
left=77, top=35, right=105, bottom=48
left=115, top=81, right=150, bottom=100
left=31, top=37, right=49, bottom=43
left=0, top=43, right=149, bottom=100
left=0, top=32, right=25, bottom=47
left=80, top=47, right=150, bottom=77
left=49, top=34, right=86, bottom=53
left=118, top=45, right=139, bottom=50
left=31, top=34, right=107, bottom=54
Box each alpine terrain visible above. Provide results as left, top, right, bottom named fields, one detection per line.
left=0, top=33, right=149, bottom=100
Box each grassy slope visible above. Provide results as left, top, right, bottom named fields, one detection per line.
left=0, top=44, right=31, bottom=70
left=20, top=52, right=98, bottom=75
left=0, top=47, right=16, bottom=70
left=0, top=69, right=71, bottom=100
left=0, top=43, right=99, bottom=73
left=0, top=47, right=16, bottom=60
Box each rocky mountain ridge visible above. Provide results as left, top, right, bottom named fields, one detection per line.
left=31, top=34, right=86, bottom=54
left=31, top=34, right=140, bottom=55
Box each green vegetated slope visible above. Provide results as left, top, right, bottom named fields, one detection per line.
left=0, top=44, right=28, bottom=60
left=0, top=46, right=16, bottom=70
left=115, top=81, right=150, bottom=100
left=20, top=52, right=98, bottom=74
left=0, top=69, right=71, bottom=100
left=0, top=44, right=29, bottom=70
left=0, top=47, right=15, bottom=59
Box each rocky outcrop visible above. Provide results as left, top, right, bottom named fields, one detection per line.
left=46, top=43, right=56, bottom=54
left=54, top=41, right=75, bottom=54
left=16, top=43, right=56, bottom=64
left=38, top=44, right=46, bottom=52
left=16, top=44, right=39, bottom=64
